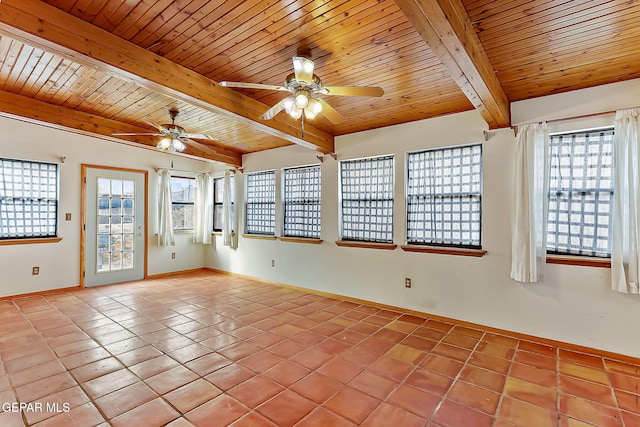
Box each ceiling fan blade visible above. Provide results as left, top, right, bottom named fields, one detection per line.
left=185, top=133, right=215, bottom=140
left=320, top=86, right=385, bottom=97
left=144, top=120, right=167, bottom=132
left=112, top=132, right=163, bottom=136
left=219, top=81, right=289, bottom=92
left=183, top=139, right=224, bottom=156
left=261, top=98, right=290, bottom=120
left=317, top=99, right=343, bottom=124
left=293, top=56, right=314, bottom=84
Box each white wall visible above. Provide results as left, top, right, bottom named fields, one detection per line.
left=0, top=116, right=220, bottom=298
left=4, top=78, right=640, bottom=357
left=209, top=80, right=640, bottom=358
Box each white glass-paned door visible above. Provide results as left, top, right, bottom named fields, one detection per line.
left=85, top=167, right=145, bottom=287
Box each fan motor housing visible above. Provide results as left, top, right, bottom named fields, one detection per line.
left=285, top=73, right=322, bottom=91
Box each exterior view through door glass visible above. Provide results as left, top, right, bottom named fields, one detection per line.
left=97, top=177, right=135, bottom=272
left=84, top=166, right=146, bottom=287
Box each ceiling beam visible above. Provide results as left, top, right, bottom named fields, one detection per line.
left=0, top=0, right=334, bottom=153
left=395, top=0, right=510, bottom=129
left=0, top=89, right=243, bottom=166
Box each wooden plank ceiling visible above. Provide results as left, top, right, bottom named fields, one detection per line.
left=463, top=0, right=640, bottom=100
left=0, top=0, right=639, bottom=166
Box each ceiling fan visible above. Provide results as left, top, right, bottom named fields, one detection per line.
left=113, top=108, right=215, bottom=153
left=219, top=57, right=384, bottom=124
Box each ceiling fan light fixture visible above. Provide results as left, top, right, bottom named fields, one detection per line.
left=308, top=98, right=322, bottom=115
left=303, top=61, right=314, bottom=74
left=283, top=97, right=295, bottom=114
left=304, top=107, right=317, bottom=120
left=292, top=57, right=314, bottom=83
left=294, top=91, right=309, bottom=109
left=293, top=57, right=314, bottom=73
left=172, top=138, right=186, bottom=152
left=158, top=137, right=172, bottom=149
left=303, top=98, right=322, bottom=120
left=289, top=107, right=303, bottom=120
left=157, top=136, right=186, bottom=153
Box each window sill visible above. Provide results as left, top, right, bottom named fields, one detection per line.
left=401, top=245, right=487, bottom=257
left=335, top=240, right=397, bottom=250
left=174, top=229, right=194, bottom=234
left=546, top=255, right=610, bottom=268
left=280, top=237, right=323, bottom=245
left=0, top=237, right=62, bottom=246
left=242, top=234, right=277, bottom=240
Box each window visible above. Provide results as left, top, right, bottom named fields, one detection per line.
left=245, top=170, right=276, bottom=235
left=283, top=165, right=321, bottom=239
left=406, top=144, right=482, bottom=248
left=547, top=128, right=614, bottom=258
left=97, top=178, right=135, bottom=272
left=213, top=176, right=235, bottom=232
left=0, top=158, right=58, bottom=239
left=171, top=176, right=195, bottom=230
left=339, top=155, right=394, bottom=243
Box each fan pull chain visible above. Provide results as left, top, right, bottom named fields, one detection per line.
left=301, top=113, right=305, bottom=138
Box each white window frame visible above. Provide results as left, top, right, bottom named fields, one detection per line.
left=405, top=144, right=483, bottom=249
left=170, top=176, right=196, bottom=231
left=339, top=154, right=394, bottom=244
left=282, top=164, right=321, bottom=239
left=0, top=157, right=59, bottom=240
left=245, top=170, right=276, bottom=236
left=547, top=127, right=614, bottom=258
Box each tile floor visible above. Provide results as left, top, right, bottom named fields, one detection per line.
left=0, top=270, right=639, bottom=426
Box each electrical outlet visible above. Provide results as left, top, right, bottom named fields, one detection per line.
left=171, top=252, right=176, bottom=259
left=405, top=277, right=411, bottom=288
left=32, top=266, right=40, bottom=275
left=65, top=213, right=72, bottom=221
left=271, top=259, right=275, bottom=267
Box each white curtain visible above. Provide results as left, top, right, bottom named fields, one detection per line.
left=193, top=172, right=214, bottom=244
left=612, top=108, right=640, bottom=294
left=510, top=122, right=549, bottom=283
left=223, top=171, right=236, bottom=247
left=157, top=169, right=175, bottom=246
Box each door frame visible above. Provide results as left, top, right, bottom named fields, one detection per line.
left=81, top=164, right=149, bottom=288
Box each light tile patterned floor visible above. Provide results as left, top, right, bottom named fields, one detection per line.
left=0, top=270, right=639, bottom=426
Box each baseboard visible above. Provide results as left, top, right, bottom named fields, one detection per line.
left=0, top=268, right=203, bottom=300
left=0, top=285, right=82, bottom=302
left=205, top=268, right=640, bottom=365
left=146, top=268, right=207, bottom=280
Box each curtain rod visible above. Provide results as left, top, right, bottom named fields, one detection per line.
left=512, top=110, right=617, bottom=128
left=154, top=167, right=202, bottom=174
left=543, top=110, right=616, bottom=124
left=487, top=110, right=618, bottom=140
left=153, top=167, right=241, bottom=174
